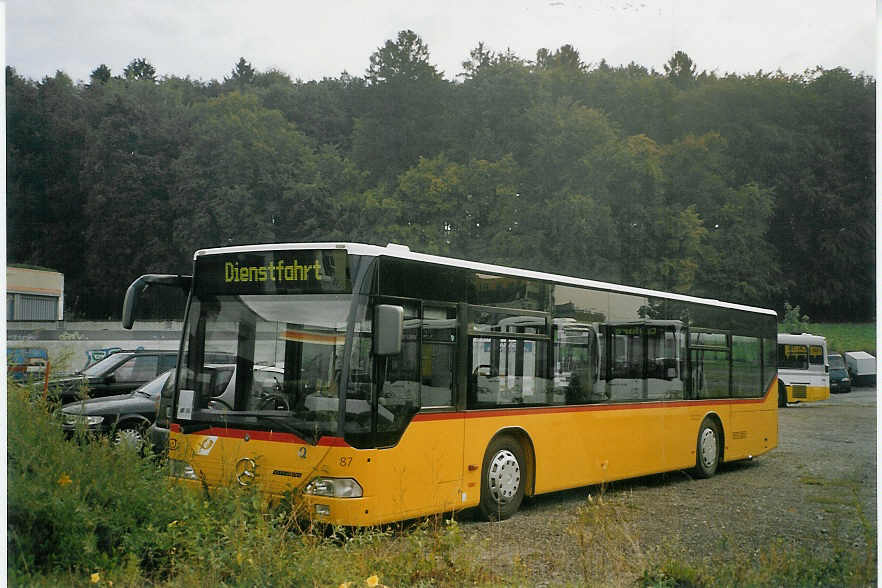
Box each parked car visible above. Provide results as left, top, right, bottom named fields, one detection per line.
left=46, top=349, right=178, bottom=404
left=61, top=370, right=173, bottom=449
left=828, top=353, right=852, bottom=394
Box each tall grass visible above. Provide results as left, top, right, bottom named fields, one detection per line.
left=7, top=382, right=502, bottom=586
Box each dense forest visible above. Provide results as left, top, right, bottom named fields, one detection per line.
left=6, top=31, right=875, bottom=321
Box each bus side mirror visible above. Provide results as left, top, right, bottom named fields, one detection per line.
left=122, top=274, right=192, bottom=329
left=375, top=305, right=404, bottom=356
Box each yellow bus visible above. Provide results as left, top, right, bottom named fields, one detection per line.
left=776, top=333, right=830, bottom=406
left=123, top=243, right=778, bottom=525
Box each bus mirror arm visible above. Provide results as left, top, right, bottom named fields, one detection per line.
left=122, top=274, right=192, bottom=329
left=374, top=305, right=404, bottom=356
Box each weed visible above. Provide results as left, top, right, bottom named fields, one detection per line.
left=569, top=485, right=648, bottom=586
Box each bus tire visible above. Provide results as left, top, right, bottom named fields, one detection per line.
left=694, top=418, right=721, bottom=478
left=778, top=380, right=787, bottom=408
left=478, top=434, right=526, bottom=521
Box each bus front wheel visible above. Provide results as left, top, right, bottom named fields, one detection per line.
left=478, top=435, right=526, bottom=521
left=694, top=418, right=721, bottom=478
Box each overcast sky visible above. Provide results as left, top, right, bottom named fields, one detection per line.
left=5, top=0, right=877, bottom=84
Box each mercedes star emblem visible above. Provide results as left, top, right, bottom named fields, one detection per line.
left=235, top=457, right=257, bottom=486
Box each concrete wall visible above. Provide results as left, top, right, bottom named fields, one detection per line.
left=8, top=320, right=183, bottom=375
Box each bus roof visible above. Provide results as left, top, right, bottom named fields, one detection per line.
left=193, top=242, right=777, bottom=317
left=778, top=333, right=827, bottom=345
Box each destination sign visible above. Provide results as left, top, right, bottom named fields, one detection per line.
left=195, top=249, right=351, bottom=295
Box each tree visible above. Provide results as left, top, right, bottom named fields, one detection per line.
left=123, top=57, right=156, bottom=81
left=780, top=302, right=810, bottom=333
left=89, top=64, right=111, bottom=85
left=226, top=57, right=256, bottom=87
left=7, top=69, right=90, bottom=315
left=535, top=44, right=586, bottom=72
left=352, top=30, right=450, bottom=181
left=78, top=77, right=191, bottom=316
left=170, top=92, right=335, bottom=254
left=452, top=45, right=539, bottom=162
left=366, top=29, right=441, bottom=83
left=391, top=154, right=521, bottom=258
left=664, top=50, right=697, bottom=89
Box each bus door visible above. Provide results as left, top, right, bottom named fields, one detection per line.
left=645, top=323, right=684, bottom=400
left=367, top=297, right=464, bottom=517
left=606, top=324, right=643, bottom=400
left=598, top=323, right=666, bottom=479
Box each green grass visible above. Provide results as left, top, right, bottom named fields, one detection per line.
left=796, top=322, right=876, bottom=355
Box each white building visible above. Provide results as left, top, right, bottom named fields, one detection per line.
left=6, top=266, right=64, bottom=321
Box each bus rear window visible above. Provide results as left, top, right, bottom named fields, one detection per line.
left=778, top=344, right=808, bottom=369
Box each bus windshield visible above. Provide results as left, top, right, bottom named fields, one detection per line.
left=175, top=249, right=360, bottom=443
left=178, top=293, right=351, bottom=442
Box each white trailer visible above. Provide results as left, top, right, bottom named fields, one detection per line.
left=844, top=351, right=876, bottom=387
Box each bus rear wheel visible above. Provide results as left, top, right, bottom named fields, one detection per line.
left=478, top=435, right=525, bottom=521
left=694, top=418, right=721, bottom=478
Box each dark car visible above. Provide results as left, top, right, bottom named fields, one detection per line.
left=61, top=369, right=173, bottom=449
left=828, top=353, right=852, bottom=394
left=47, top=349, right=178, bottom=404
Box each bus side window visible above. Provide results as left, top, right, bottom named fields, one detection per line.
left=646, top=326, right=683, bottom=400
left=690, top=332, right=730, bottom=399
left=809, top=345, right=825, bottom=367
left=420, top=306, right=456, bottom=407
left=553, top=325, right=598, bottom=405
left=732, top=336, right=762, bottom=398
left=466, top=308, right=551, bottom=408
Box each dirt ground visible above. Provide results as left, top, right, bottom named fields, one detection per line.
left=461, top=387, right=877, bottom=585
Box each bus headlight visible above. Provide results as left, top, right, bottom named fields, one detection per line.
left=304, top=477, right=363, bottom=498
left=168, top=459, right=199, bottom=480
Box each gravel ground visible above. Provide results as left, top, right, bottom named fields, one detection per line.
left=460, top=387, right=877, bottom=585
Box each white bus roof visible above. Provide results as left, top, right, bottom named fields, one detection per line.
left=778, top=333, right=827, bottom=345
left=193, top=242, right=777, bottom=317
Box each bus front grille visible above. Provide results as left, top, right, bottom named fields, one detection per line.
left=792, top=385, right=807, bottom=399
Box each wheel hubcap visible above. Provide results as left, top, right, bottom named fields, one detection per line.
left=115, top=429, right=142, bottom=450
left=488, top=449, right=520, bottom=504
left=699, top=428, right=717, bottom=468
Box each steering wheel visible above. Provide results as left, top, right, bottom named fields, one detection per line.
left=259, top=394, right=290, bottom=411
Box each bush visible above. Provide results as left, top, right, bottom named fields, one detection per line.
left=7, top=383, right=184, bottom=579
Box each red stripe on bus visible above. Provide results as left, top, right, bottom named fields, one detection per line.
left=318, top=436, right=350, bottom=447
left=180, top=426, right=351, bottom=448
left=197, top=427, right=308, bottom=444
